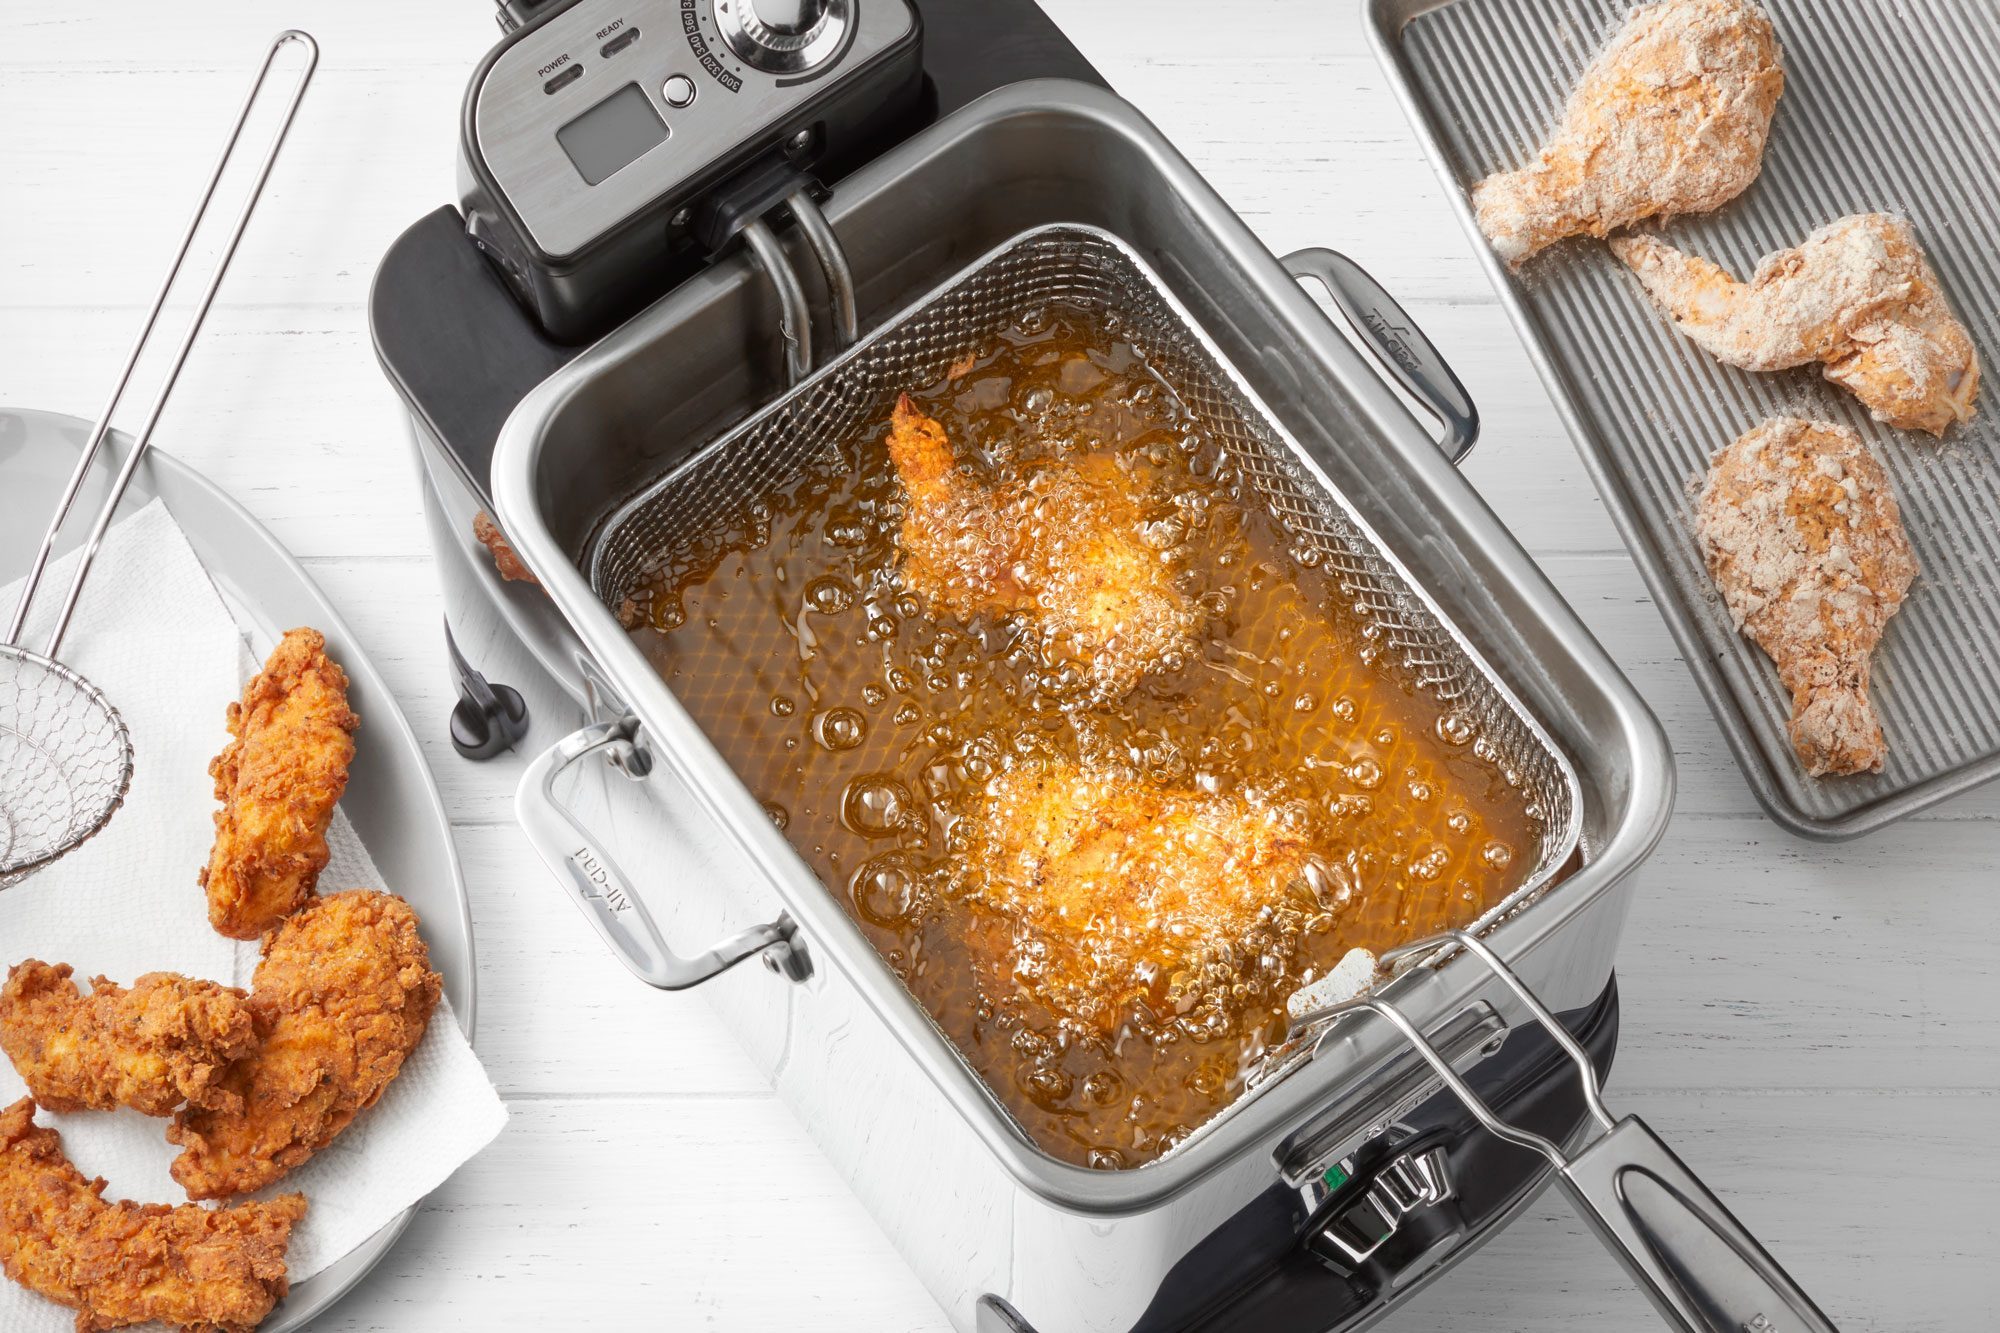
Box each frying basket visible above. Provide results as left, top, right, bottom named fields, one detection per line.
left=583, top=223, right=1585, bottom=1143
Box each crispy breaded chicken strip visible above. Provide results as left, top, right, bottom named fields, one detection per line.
left=0, top=1098, right=304, bottom=1333
left=202, top=628, right=359, bottom=940
left=169, top=891, right=440, bottom=1200
left=1472, top=0, right=1784, bottom=266
left=1698, top=417, right=1918, bottom=775
left=885, top=394, right=1199, bottom=700
left=0, top=962, right=256, bottom=1117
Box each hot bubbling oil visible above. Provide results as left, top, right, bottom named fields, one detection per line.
left=621, top=307, right=1542, bottom=1168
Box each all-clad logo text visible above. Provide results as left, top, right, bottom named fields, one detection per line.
left=1362, top=309, right=1426, bottom=380
left=571, top=846, right=632, bottom=912
left=1744, top=1315, right=1781, bottom=1332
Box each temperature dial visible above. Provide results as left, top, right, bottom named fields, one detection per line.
left=715, top=0, right=853, bottom=75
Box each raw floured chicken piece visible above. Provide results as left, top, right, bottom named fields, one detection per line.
left=1472, top=0, right=1784, bottom=266
left=1697, top=417, right=1918, bottom=776
left=1614, top=214, right=1982, bottom=435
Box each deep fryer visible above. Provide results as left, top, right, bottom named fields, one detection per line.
left=367, top=2, right=1828, bottom=1329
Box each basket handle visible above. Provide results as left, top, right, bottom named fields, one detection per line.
left=516, top=716, right=812, bottom=990
left=1283, top=248, right=1479, bottom=465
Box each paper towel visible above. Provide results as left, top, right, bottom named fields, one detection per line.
left=0, top=499, right=507, bottom=1326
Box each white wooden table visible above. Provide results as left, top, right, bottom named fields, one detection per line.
left=4, top=2, right=1993, bottom=1328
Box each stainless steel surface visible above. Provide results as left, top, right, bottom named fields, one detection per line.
left=1284, top=248, right=1479, bottom=464
left=0, top=408, right=477, bottom=1332
left=517, top=713, right=813, bottom=987
left=469, top=0, right=912, bottom=258
left=1311, top=1145, right=1454, bottom=1268
left=789, top=189, right=860, bottom=349
left=716, top=0, right=851, bottom=74
left=741, top=216, right=814, bottom=384
left=1368, top=0, right=2000, bottom=838
left=0, top=31, right=315, bottom=884
left=492, top=80, right=1673, bottom=1329
left=1315, top=929, right=1836, bottom=1333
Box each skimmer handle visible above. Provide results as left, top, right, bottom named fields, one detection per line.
left=6, top=31, right=318, bottom=657
left=1283, top=247, right=1479, bottom=465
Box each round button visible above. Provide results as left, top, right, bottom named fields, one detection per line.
left=662, top=74, right=697, bottom=108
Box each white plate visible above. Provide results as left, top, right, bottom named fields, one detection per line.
left=0, top=406, right=476, bottom=1331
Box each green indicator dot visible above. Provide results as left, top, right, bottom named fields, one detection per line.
left=1321, top=1163, right=1350, bottom=1192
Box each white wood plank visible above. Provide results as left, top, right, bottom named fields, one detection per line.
left=299, top=1093, right=1993, bottom=1332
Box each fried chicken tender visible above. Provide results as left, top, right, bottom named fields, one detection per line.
left=958, top=759, right=1319, bottom=1033
left=1614, top=214, right=1982, bottom=435
left=0, top=1098, right=304, bottom=1333
left=202, top=628, right=359, bottom=940
left=885, top=394, right=1198, bottom=699
left=1697, top=417, right=1918, bottom=775
left=1473, top=0, right=1784, bottom=266
left=0, top=962, right=256, bottom=1117
left=168, top=891, right=440, bottom=1200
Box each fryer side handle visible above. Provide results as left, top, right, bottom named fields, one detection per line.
left=1558, top=1117, right=1839, bottom=1333
left=516, top=717, right=811, bottom=990
left=1282, top=247, right=1479, bottom=465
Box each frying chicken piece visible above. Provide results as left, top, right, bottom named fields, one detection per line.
left=1614, top=214, right=1982, bottom=435
left=0, top=1098, right=304, bottom=1333
left=202, top=627, right=360, bottom=940
left=0, top=961, right=256, bottom=1117
left=957, top=759, right=1319, bottom=1033
left=1472, top=0, right=1784, bottom=266
left=168, top=890, right=440, bottom=1200
left=472, top=510, right=540, bottom=585
left=885, top=394, right=1199, bottom=699
left=1697, top=417, right=1918, bottom=775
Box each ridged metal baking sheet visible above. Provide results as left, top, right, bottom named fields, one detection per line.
left=1368, top=0, right=2000, bottom=838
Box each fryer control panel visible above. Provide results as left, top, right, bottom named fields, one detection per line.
left=467, top=0, right=919, bottom=260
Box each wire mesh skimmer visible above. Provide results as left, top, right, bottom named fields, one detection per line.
left=1, top=31, right=318, bottom=887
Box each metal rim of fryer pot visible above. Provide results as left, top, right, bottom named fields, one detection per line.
left=491, top=78, right=1675, bottom=1216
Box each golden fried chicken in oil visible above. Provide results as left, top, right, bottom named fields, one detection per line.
left=1614, top=214, right=1982, bottom=434
left=885, top=394, right=1198, bottom=699
left=202, top=627, right=359, bottom=940
left=0, top=1098, right=304, bottom=1333
left=1473, top=0, right=1784, bottom=266
left=169, top=890, right=440, bottom=1200
left=0, top=962, right=256, bottom=1118
left=1698, top=417, right=1917, bottom=775
left=958, top=759, right=1319, bottom=1033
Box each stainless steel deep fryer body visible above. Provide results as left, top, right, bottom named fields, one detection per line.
left=492, top=80, right=1673, bottom=1331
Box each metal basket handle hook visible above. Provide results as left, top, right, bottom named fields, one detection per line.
left=1339, top=932, right=1838, bottom=1333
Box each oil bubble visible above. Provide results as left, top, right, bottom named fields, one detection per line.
left=763, top=802, right=788, bottom=830
left=1436, top=713, right=1476, bottom=746
left=1348, top=757, right=1384, bottom=790
left=850, top=853, right=919, bottom=927
left=813, top=707, right=867, bottom=751
left=1482, top=841, right=1514, bottom=870
left=804, top=576, right=854, bottom=615
left=842, top=776, right=914, bottom=838
left=770, top=695, right=796, bottom=718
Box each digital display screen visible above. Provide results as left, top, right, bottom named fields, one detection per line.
left=556, top=83, right=668, bottom=186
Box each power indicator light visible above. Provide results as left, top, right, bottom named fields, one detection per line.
left=1321, top=1162, right=1351, bottom=1192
